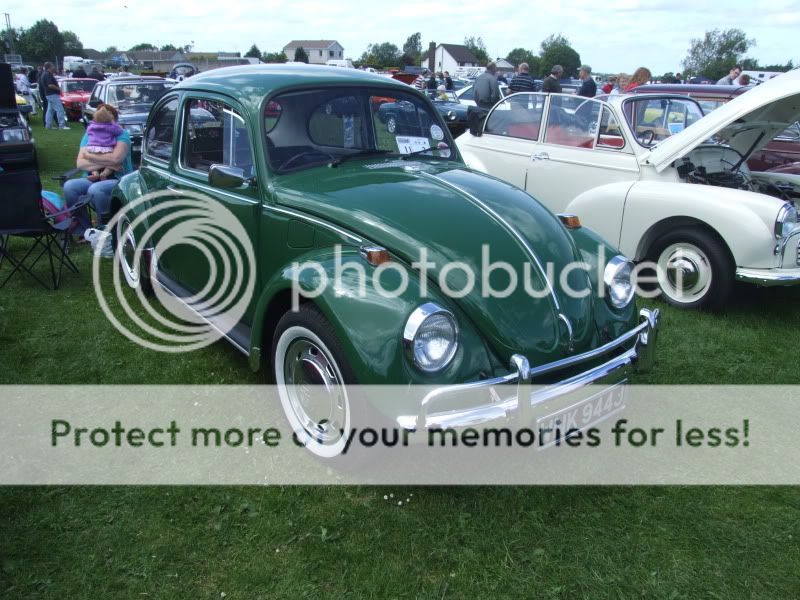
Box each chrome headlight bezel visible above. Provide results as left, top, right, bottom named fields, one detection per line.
left=403, top=303, right=459, bottom=373
left=603, top=255, right=635, bottom=309
left=775, top=203, right=797, bottom=239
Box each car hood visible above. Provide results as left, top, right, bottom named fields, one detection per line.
left=641, top=69, right=800, bottom=172
left=273, top=159, right=597, bottom=365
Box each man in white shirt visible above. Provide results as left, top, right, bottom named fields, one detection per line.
left=717, top=65, right=742, bottom=85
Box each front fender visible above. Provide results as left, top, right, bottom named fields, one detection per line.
left=564, top=181, right=636, bottom=249
left=249, top=247, right=495, bottom=385
left=110, top=171, right=153, bottom=241
left=618, top=181, right=785, bottom=268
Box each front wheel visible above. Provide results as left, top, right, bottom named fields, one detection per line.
left=650, top=228, right=733, bottom=309
left=272, top=306, right=357, bottom=459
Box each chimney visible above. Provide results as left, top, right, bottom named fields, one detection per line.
left=428, top=41, right=436, bottom=72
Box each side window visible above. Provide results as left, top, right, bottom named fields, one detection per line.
left=309, top=95, right=366, bottom=148
left=89, top=86, right=101, bottom=106
left=183, top=99, right=254, bottom=177
left=597, top=107, right=625, bottom=149
left=485, top=94, right=544, bottom=141
left=144, top=97, right=178, bottom=162
left=544, top=95, right=601, bottom=149
left=460, top=87, right=474, bottom=101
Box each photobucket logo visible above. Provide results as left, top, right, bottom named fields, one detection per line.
left=291, top=245, right=666, bottom=308
left=93, top=190, right=256, bottom=353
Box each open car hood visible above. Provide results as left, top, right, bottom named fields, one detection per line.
left=640, top=69, right=800, bottom=172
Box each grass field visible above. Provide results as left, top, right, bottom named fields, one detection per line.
left=1, top=119, right=799, bottom=598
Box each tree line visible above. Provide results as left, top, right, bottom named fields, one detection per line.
left=2, top=21, right=793, bottom=81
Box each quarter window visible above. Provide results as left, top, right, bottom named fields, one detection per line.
left=597, top=107, right=625, bottom=149
left=484, top=94, right=544, bottom=140
left=183, top=99, right=254, bottom=177
left=144, top=97, right=178, bottom=161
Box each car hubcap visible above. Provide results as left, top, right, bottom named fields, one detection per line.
left=387, top=117, right=396, bottom=133
left=119, top=217, right=139, bottom=287
left=657, top=243, right=711, bottom=303
left=283, top=338, right=347, bottom=446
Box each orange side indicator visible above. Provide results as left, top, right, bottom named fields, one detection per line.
left=360, top=246, right=391, bottom=266
left=557, top=214, right=582, bottom=229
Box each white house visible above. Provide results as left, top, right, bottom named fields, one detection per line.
left=283, top=40, right=345, bottom=65
left=420, top=44, right=481, bottom=74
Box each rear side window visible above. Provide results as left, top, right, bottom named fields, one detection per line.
left=182, top=99, right=254, bottom=177
left=485, top=94, right=544, bottom=140
left=144, top=97, right=178, bottom=162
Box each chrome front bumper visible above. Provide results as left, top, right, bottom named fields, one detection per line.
left=397, top=308, right=660, bottom=431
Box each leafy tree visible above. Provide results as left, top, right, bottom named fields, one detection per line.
left=506, top=48, right=540, bottom=74
left=17, top=20, right=64, bottom=64
left=1, top=27, right=20, bottom=54
left=402, top=32, right=422, bottom=63
left=245, top=44, right=261, bottom=58
left=463, top=36, right=489, bottom=64
left=160, top=44, right=178, bottom=52
left=359, top=42, right=400, bottom=68
left=294, top=46, right=309, bottom=63
left=262, top=51, right=287, bottom=63
left=61, top=31, right=83, bottom=54
left=129, top=43, right=157, bottom=51
left=657, top=72, right=679, bottom=83
left=104, top=46, right=118, bottom=54
left=681, top=28, right=754, bottom=80
left=538, top=34, right=580, bottom=78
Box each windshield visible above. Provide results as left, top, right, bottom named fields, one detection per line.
left=106, top=83, right=173, bottom=111
left=265, top=87, right=454, bottom=173
left=62, top=80, right=95, bottom=93
left=622, top=96, right=704, bottom=147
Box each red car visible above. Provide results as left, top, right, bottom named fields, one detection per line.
left=58, top=78, right=97, bottom=120
left=632, top=83, right=800, bottom=174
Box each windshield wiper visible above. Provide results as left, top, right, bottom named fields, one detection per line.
left=400, top=144, right=450, bottom=160
left=329, top=149, right=394, bottom=167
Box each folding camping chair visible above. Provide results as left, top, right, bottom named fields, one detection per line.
left=0, top=168, right=89, bottom=290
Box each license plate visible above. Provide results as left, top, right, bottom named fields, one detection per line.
left=535, top=383, right=625, bottom=448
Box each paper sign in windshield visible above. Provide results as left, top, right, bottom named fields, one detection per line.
left=396, top=136, right=430, bottom=154
left=668, top=123, right=685, bottom=135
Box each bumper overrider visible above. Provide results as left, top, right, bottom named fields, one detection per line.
left=397, top=308, right=660, bottom=431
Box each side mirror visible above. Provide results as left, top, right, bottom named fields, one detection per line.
left=209, top=164, right=246, bottom=189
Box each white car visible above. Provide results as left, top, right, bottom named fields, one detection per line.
left=455, top=83, right=509, bottom=107
left=456, top=71, right=800, bottom=308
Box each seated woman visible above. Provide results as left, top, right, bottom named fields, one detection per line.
left=64, top=103, right=133, bottom=253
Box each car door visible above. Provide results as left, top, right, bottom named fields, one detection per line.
left=137, top=94, right=180, bottom=281
left=167, top=95, right=260, bottom=338
left=467, top=92, right=546, bottom=189
left=523, top=95, right=639, bottom=241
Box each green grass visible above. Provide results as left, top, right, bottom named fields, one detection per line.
left=1, top=120, right=799, bottom=598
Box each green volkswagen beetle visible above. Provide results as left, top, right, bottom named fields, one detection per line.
left=110, top=65, right=659, bottom=459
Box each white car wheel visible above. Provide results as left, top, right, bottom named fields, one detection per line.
left=274, top=317, right=352, bottom=459
left=386, top=116, right=397, bottom=133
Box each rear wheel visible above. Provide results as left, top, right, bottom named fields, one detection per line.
left=116, top=213, right=152, bottom=295
left=650, top=228, right=733, bottom=309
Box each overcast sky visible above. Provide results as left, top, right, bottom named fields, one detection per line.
left=5, top=0, right=799, bottom=74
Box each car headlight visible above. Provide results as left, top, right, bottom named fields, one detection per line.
left=775, top=203, right=797, bottom=239
left=603, top=255, right=635, bottom=309
left=403, top=303, right=459, bottom=373
left=124, top=123, right=143, bottom=135
left=0, top=127, right=30, bottom=143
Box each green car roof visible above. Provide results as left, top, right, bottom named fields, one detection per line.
left=173, top=64, right=414, bottom=107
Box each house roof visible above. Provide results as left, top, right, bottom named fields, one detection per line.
left=284, top=40, right=341, bottom=50
left=421, top=44, right=480, bottom=64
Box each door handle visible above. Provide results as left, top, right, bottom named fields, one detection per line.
left=532, top=152, right=550, bottom=161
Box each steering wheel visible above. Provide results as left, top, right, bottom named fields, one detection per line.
left=637, top=130, right=656, bottom=146
left=279, top=150, right=335, bottom=171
